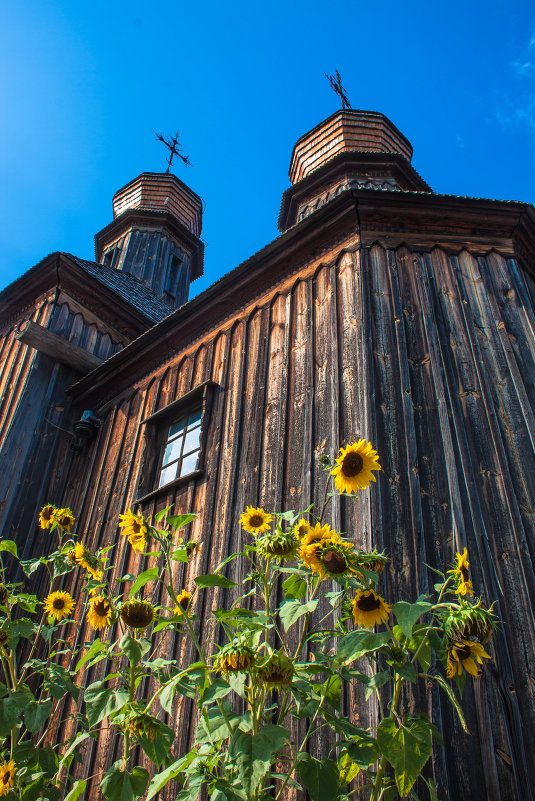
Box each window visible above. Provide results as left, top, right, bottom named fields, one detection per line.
left=103, top=245, right=122, bottom=269
left=165, top=253, right=182, bottom=298
left=134, top=381, right=216, bottom=504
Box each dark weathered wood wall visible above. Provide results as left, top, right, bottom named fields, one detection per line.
left=0, top=296, right=122, bottom=550
left=42, top=243, right=535, bottom=800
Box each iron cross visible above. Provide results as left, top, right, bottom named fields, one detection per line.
left=325, top=70, right=352, bottom=110
left=153, top=130, right=192, bottom=172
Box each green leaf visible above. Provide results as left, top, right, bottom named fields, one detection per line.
left=0, top=689, right=31, bottom=736
left=393, top=601, right=432, bottom=640
left=432, top=673, right=469, bottom=733
left=119, top=635, right=142, bottom=666
left=58, top=733, right=91, bottom=769
left=0, top=540, right=18, bottom=558
left=20, top=557, right=44, bottom=577
left=282, top=575, right=307, bottom=600
left=338, top=751, right=360, bottom=785
left=322, top=675, right=341, bottom=708
left=101, top=761, right=149, bottom=801
left=171, top=548, right=189, bottom=562
left=176, top=774, right=205, bottom=801
left=202, top=678, right=232, bottom=703
left=75, top=638, right=108, bottom=672
left=63, top=780, right=87, bottom=801
left=279, top=599, right=318, bottom=631
left=364, top=670, right=390, bottom=700
left=130, top=567, right=159, bottom=596
left=346, top=736, right=380, bottom=768
left=296, top=754, right=339, bottom=801
left=155, top=505, right=173, bottom=522
left=195, top=574, right=237, bottom=589
left=146, top=754, right=196, bottom=800
left=230, top=726, right=289, bottom=797
left=84, top=681, right=129, bottom=727
left=138, top=720, right=175, bottom=767
left=336, top=630, right=391, bottom=665
left=196, top=703, right=251, bottom=742
left=377, top=717, right=433, bottom=797
left=24, top=699, right=53, bottom=733
left=167, top=513, right=197, bottom=530
left=393, top=663, right=417, bottom=682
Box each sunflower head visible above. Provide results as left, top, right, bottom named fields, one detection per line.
left=120, top=600, right=155, bottom=630
left=298, top=523, right=352, bottom=578
left=443, top=600, right=497, bottom=644
left=294, top=518, right=311, bottom=539
left=356, top=549, right=389, bottom=576
left=174, top=590, right=192, bottom=616
left=351, top=589, right=390, bottom=629
left=447, top=547, right=474, bottom=596
left=87, top=595, right=113, bottom=630
left=239, top=506, right=273, bottom=536
left=256, top=651, right=294, bottom=690
left=446, top=639, right=491, bottom=678
left=257, top=529, right=299, bottom=560
left=127, top=713, right=159, bottom=741
left=331, top=440, right=381, bottom=495
left=0, top=585, right=9, bottom=607
left=215, top=641, right=255, bottom=675
left=39, top=504, right=56, bottom=530
left=185, top=540, right=202, bottom=558
left=0, top=760, right=16, bottom=796
left=119, top=510, right=148, bottom=550
left=73, top=542, right=103, bottom=581
left=54, top=508, right=75, bottom=532
left=321, top=547, right=350, bottom=576
left=44, top=591, right=75, bottom=622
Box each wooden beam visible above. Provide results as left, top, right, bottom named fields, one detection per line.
left=15, top=321, right=103, bottom=374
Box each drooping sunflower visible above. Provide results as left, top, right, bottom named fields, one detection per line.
left=331, top=441, right=381, bottom=494
left=185, top=540, right=202, bottom=559
left=73, top=542, right=103, bottom=581
left=54, top=508, right=75, bottom=532
left=256, top=651, right=294, bottom=690
left=356, top=549, right=389, bottom=575
left=119, top=509, right=148, bottom=552
left=120, top=600, right=154, bottom=629
left=448, top=547, right=474, bottom=597
left=87, top=595, right=113, bottom=630
left=174, top=589, right=192, bottom=616
left=446, top=639, right=491, bottom=678
left=0, top=760, right=16, bottom=796
left=215, top=641, right=255, bottom=675
left=39, top=504, right=56, bottom=530
left=239, top=506, right=273, bottom=536
left=442, top=599, right=497, bottom=644
left=351, top=589, right=390, bottom=628
left=44, top=591, right=75, bottom=622
left=257, top=529, right=299, bottom=560
left=127, top=713, right=159, bottom=742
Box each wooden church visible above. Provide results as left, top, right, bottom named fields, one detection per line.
left=1, top=108, right=535, bottom=800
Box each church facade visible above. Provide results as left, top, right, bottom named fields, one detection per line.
left=1, top=109, right=535, bottom=800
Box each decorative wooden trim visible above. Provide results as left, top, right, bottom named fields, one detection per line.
left=141, top=380, right=215, bottom=424
left=15, top=320, right=103, bottom=374
left=134, top=470, right=204, bottom=505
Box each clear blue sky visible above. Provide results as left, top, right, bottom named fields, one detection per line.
left=1, top=0, right=534, bottom=297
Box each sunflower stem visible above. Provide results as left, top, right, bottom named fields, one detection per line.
left=370, top=675, right=403, bottom=801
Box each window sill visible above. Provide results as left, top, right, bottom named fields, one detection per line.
left=134, top=469, right=205, bottom=505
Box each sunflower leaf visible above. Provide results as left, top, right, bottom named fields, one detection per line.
left=129, top=567, right=159, bottom=596
left=283, top=575, right=307, bottom=600
left=0, top=540, right=18, bottom=558
left=296, top=753, right=339, bottom=801
left=101, top=761, right=149, bottom=801
left=146, top=754, right=197, bottom=800
left=377, top=717, right=433, bottom=797
left=335, top=630, right=391, bottom=665
left=84, top=681, right=129, bottom=727
left=195, top=574, right=237, bottom=589
left=154, top=506, right=173, bottom=523
left=75, top=638, right=108, bottom=673
left=393, top=601, right=432, bottom=640
left=279, top=599, right=319, bottom=631
left=167, top=514, right=197, bottom=531
left=63, top=780, right=87, bottom=801
left=431, top=673, right=469, bottom=733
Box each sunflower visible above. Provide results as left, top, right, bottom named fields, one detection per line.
left=256, top=652, right=294, bottom=690
left=448, top=547, right=474, bottom=596
left=215, top=642, right=255, bottom=675
left=257, top=529, right=299, bottom=559
left=239, top=506, right=272, bottom=535
left=120, top=600, right=154, bottom=629
left=442, top=600, right=496, bottom=644
left=74, top=543, right=103, bottom=581
left=298, top=523, right=352, bottom=578
left=446, top=640, right=491, bottom=678
left=54, top=508, right=75, bottom=532
left=185, top=540, right=202, bottom=558
left=174, top=590, right=192, bottom=616
left=119, top=509, right=148, bottom=551
left=44, top=591, right=75, bottom=622
left=294, top=518, right=311, bottom=539
left=356, top=549, right=389, bottom=575
left=0, top=760, right=16, bottom=796
left=39, top=504, right=55, bottom=530
left=331, top=441, right=381, bottom=494
left=87, top=595, right=112, bottom=630
left=127, top=713, right=159, bottom=741
left=351, top=589, right=390, bottom=628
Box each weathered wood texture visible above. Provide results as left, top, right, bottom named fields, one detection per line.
left=33, top=244, right=535, bottom=800
left=15, top=320, right=104, bottom=373
left=0, top=297, right=122, bottom=547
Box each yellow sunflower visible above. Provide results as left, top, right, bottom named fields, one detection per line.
left=39, top=504, right=55, bottom=530
left=74, top=543, right=103, bottom=581
left=174, top=589, right=192, bottom=616
left=54, top=508, right=75, bottom=532
left=448, top=547, right=474, bottom=596
left=44, top=591, right=75, bottom=622
left=298, top=523, right=352, bottom=578
left=87, top=595, right=112, bottom=630
left=446, top=640, right=491, bottom=678
left=0, top=760, right=16, bottom=796
left=239, top=506, right=273, bottom=535
left=331, top=441, right=381, bottom=494
left=294, top=518, right=311, bottom=539
left=119, top=509, right=148, bottom=548
left=351, top=589, right=390, bottom=628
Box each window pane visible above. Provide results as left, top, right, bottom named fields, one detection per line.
left=183, top=426, right=201, bottom=455
left=180, top=450, right=199, bottom=476
left=187, top=409, right=202, bottom=428
left=163, top=437, right=183, bottom=466
left=159, top=462, right=178, bottom=487
left=168, top=418, right=186, bottom=439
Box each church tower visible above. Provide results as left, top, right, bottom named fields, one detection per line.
left=94, top=172, right=204, bottom=309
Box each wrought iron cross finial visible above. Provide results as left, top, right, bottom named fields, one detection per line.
left=153, top=130, right=192, bottom=172
left=325, top=70, right=352, bottom=110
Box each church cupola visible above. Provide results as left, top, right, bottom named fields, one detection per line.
left=278, top=109, right=432, bottom=231
left=94, top=172, right=204, bottom=309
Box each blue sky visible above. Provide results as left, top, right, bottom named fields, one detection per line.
left=1, top=0, right=534, bottom=297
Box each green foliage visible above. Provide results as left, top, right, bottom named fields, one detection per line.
left=101, top=762, right=149, bottom=801
left=377, top=717, right=433, bottom=796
